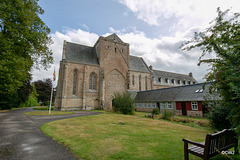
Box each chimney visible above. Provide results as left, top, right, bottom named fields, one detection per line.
left=189, top=72, right=193, bottom=77
left=149, top=65, right=153, bottom=71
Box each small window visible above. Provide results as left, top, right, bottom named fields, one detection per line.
left=171, top=79, right=175, bottom=84
left=148, top=103, right=151, bottom=108
left=195, top=89, right=200, bottom=93
left=183, top=81, right=186, bottom=85
left=161, top=102, right=166, bottom=109
left=165, top=78, right=168, bottom=83
left=195, top=89, right=204, bottom=93
left=115, top=47, right=117, bottom=52
left=132, top=75, right=134, bottom=85
left=178, top=80, right=181, bottom=84
left=188, top=81, right=191, bottom=85
left=158, top=77, right=162, bottom=82
left=191, top=102, right=198, bottom=110
left=167, top=102, right=173, bottom=109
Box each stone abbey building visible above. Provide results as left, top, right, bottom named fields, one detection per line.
left=55, top=34, right=197, bottom=110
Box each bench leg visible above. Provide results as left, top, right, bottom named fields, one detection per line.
left=184, top=142, right=189, bottom=160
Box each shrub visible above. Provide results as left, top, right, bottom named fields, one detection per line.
left=162, top=110, right=173, bottom=121
left=112, top=92, right=135, bottom=115
left=196, top=120, right=210, bottom=127
left=207, top=102, right=232, bottom=130
left=151, top=108, right=160, bottom=116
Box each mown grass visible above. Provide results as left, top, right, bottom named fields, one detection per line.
left=41, top=112, right=217, bottom=160
left=33, top=106, right=54, bottom=110
left=24, top=111, right=74, bottom=116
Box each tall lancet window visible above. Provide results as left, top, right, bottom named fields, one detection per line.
left=132, top=75, right=134, bottom=85
left=139, top=75, right=141, bottom=91
left=145, top=76, right=147, bottom=91
left=89, top=73, right=97, bottom=90
left=73, top=69, right=77, bottom=95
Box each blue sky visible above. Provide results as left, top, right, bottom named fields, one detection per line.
left=33, top=0, right=240, bottom=83
left=38, top=0, right=172, bottom=38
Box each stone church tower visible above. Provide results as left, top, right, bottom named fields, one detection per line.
left=55, top=34, right=133, bottom=110
left=54, top=33, right=197, bottom=110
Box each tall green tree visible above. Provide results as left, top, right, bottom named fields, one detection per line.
left=182, top=8, right=240, bottom=131
left=0, top=0, right=53, bottom=94
left=0, top=0, right=53, bottom=109
left=0, top=76, right=33, bottom=110
left=33, top=78, right=52, bottom=106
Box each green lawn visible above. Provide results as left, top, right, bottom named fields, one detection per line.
left=33, top=106, right=54, bottom=110
left=41, top=112, right=216, bottom=160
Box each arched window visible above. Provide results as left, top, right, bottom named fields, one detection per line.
left=73, top=69, right=77, bottom=95
left=89, top=73, right=97, bottom=90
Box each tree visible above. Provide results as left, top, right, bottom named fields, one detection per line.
left=0, top=76, right=33, bottom=110
left=182, top=8, right=240, bottom=131
left=20, top=84, right=39, bottom=107
left=0, top=0, right=53, bottom=94
left=33, top=78, right=52, bottom=106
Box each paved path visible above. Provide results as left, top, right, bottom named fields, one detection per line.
left=0, top=108, right=101, bottom=160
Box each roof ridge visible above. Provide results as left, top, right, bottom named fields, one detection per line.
left=153, top=69, right=190, bottom=77
left=138, top=82, right=208, bottom=93
left=65, top=40, right=93, bottom=48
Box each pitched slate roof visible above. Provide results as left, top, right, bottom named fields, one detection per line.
left=129, top=56, right=150, bottom=73
left=64, top=41, right=99, bottom=65
left=153, top=69, right=197, bottom=84
left=135, top=83, right=221, bottom=102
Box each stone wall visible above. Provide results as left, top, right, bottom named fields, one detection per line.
left=129, top=71, right=152, bottom=91
left=55, top=61, right=100, bottom=110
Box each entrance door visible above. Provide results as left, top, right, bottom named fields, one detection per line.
left=181, top=102, right=187, bottom=116
left=157, top=102, right=160, bottom=111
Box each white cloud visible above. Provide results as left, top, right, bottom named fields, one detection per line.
left=118, top=0, right=240, bottom=32
left=112, top=27, right=210, bottom=82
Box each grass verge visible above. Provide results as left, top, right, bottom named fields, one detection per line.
left=41, top=112, right=216, bottom=160
left=33, top=106, right=54, bottom=110
left=24, top=111, right=74, bottom=116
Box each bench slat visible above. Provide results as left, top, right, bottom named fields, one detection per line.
left=182, top=129, right=238, bottom=160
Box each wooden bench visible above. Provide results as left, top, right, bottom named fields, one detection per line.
left=182, top=129, right=239, bottom=160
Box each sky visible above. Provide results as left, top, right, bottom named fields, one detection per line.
left=33, top=0, right=240, bottom=84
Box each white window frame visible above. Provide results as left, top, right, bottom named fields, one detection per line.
left=167, top=102, right=173, bottom=109
left=191, top=102, right=198, bottom=110
left=148, top=103, right=151, bottom=108
left=161, top=102, right=166, bottom=109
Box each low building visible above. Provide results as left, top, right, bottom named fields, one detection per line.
left=134, top=83, right=220, bottom=117
left=152, top=70, right=196, bottom=89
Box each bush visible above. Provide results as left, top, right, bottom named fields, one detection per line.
left=207, top=102, right=232, bottom=130
left=162, top=110, right=173, bottom=121
left=112, top=92, right=135, bottom=115
left=151, top=108, right=160, bottom=116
